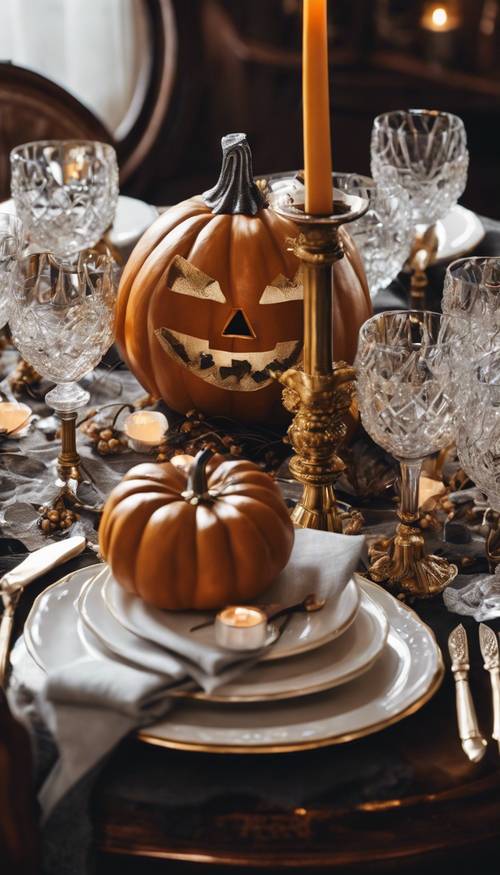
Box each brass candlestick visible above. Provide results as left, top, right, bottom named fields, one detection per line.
left=268, top=176, right=369, bottom=532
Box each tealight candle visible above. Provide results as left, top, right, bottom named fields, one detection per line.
left=0, top=402, right=32, bottom=437
left=124, top=411, right=168, bottom=452
left=215, top=605, right=268, bottom=650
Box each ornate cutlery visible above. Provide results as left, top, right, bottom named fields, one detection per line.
left=479, top=623, right=500, bottom=753
left=448, top=623, right=487, bottom=763
left=0, top=535, right=86, bottom=685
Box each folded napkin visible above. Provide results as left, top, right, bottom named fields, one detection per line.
left=8, top=527, right=364, bottom=826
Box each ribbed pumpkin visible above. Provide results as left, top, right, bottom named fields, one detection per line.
left=99, top=450, right=295, bottom=610
left=116, top=133, right=371, bottom=424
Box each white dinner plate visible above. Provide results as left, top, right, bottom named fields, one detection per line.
left=139, top=577, right=443, bottom=752
left=23, top=570, right=442, bottom=752
left=76, top=568, right=387, bottom=701
left=0, top=195, right=158, bottom=258
left=433, top=205, right=484, bottom=263
left=102, top=570, right=360, bottom=663
left=24, top=566, right=387, bottom=703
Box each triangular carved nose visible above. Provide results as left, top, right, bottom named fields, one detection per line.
left=222, top=309, right=255, bottom=339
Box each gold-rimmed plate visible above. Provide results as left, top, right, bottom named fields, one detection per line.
left=138, top=578, right=443, bottom=753
left=24, top=564, right=382, bottom=704
left=78, top=572, right=387, bottom=702
left=23, top=571, right=442, bottom=753
left=102, top=572, right=360, bottom=663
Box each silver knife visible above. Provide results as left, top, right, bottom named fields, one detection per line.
left=0, top=535, right=86, bottom=686
left=479, top=623, right=500, bottom=753
left=448, top=624, right=487, bottom=763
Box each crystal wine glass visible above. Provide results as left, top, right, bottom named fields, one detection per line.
left=451, top=349, right=500, bottom=618
left=0, top=213, right=24, bottom=329
left=355, top=310, right=462, bottom=597
left=370, top=109, right=469, bottom=228
left=443, top=256, right=500, bottom=364
left=10, top=140, right=119, bottom=258
left=9, top=249, right=117, bottom=485
left=334, top=172, right=412, bottom=299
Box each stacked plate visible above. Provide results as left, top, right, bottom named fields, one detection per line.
left=24, top=559, right=443, bottom=754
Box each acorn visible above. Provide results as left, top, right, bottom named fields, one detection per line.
left=80, top=419, right=126, bottom=455
left=39, top=497, right=79, bottom=534
left=9, top=359, right=41, bottom=396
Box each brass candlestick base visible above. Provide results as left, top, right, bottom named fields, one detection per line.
left=369, top=522, right=458, bottom=598
left=267, top=174, right=369, bottom=532
left=280, top=363, right=356, bottom=532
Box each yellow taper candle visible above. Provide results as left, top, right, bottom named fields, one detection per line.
left=303, top=0, right=333, bottom=215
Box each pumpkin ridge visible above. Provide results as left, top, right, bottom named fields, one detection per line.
left=155, top=214, right=233, bottom=407
left=259, top=208, right=298, bottom=278
left=195, top=503, right=235, bottom=609
left=125, top=214, right=214, bottom=394
left=136, top=501, right=192, bottom=606
left=116, top=203, right=211, bottom=356
left=230, top=495, right=293, bottom=567
left=259, top=209, right=297, bottom=278
left=219, top=493, right=292, bottom=567
left=213, top=502, right=272, bottom=600
left=219, top=486, right=292, bottom=524
left=105, top=494, right=171, bottom=591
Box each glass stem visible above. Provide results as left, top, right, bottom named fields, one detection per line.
left=398, top=458, right=422, bottom=526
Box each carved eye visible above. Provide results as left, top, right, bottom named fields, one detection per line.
left=259, top=269, right=302, bottom=304
left=166, top=255, right=227, bottom=302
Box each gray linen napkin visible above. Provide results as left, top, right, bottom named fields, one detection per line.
left=8, top=528, right=364, bottom=824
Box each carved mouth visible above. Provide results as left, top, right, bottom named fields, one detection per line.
left=155, top=328, right=302, bottom=391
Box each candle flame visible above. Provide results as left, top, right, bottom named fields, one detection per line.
left=431, top=7, right=448, bottom=28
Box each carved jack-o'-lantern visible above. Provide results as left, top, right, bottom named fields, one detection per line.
left=116, top=134, right=371, bottom=424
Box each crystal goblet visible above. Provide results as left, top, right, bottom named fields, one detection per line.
left=443, top=256, right=500, bottom=363
left=371, top=110, right=468, bottom=309
left=370, top=109, right=469, bottom=227
left=452, top=350, right=500, bottom=619
left=10, top=140, right=119, bottom=258
left=355, top=310, right=461, bottom=597
left=9, top=250, right=117, bottom=485
left=0, top=213, right=24, bottom=329
left=334, top=172, right=412, bottom=299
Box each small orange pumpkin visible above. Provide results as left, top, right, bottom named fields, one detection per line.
left=116, top=133, right=371, bottom=424
left=99, top=450, right=294, bottom=610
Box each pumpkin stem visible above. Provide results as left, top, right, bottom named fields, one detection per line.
left=187, top=448, right=213, bottom=499
left=202, top=133, right=266, bottom=216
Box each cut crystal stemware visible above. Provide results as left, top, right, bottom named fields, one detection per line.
left=457, top=348, right=500, bottom=587
left=334, top=172, right=412, bottom=299
left=355, top=310, right=461, bottom=597
left=370, top=109, right=468, bottom=227
left=371, top=109, right=469, bottom=308
left=443, top=256, right=500, bottom=362
left=0, top=212, right=24, bottom=329
left=10, top=140, right=119, bottom=258
left=10, top=249, right=117, bottom=487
